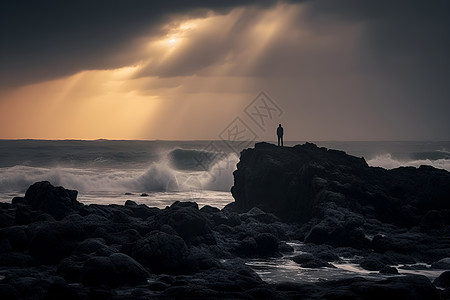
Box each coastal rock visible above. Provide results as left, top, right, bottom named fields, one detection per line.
left=82, top=253, right=150, bottom=287
left=131, top=230, right=192, bottom=274
left=23, top=181, right=81, bottom=220
left=434, top=271, right=450, bottom=289
left=151, top=201, right=215, bottom=246
left=431, top=257, right=450, bottom=269
left=316, top=275, right=440, bottom=300
left=292, top=253, right=335, bottom=268
left=28, top=221, right=85, bottom=264
left=231, top=143, right=450, bottom=226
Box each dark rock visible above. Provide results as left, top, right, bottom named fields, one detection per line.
left=379, top=265, right=399, bottom=274
left=231, top=142, right=450, bottom=228
left=187, top=246, right=222, bottom=270
left=152, top=203, right=214, bottom=245
left=200, top=205, right=221, bottom=214
left=292, top=253, right=334, bottom=268
left=433, top=270, right=450, bottom=289
left=131, top=230, right=192, bottom=274
left=254, top=233, right=280, bottom=257
left=279, top=242, right=295, bottom=253
left=23, top=181, right=81, bottom=220
left=0, top=204, right=15, bottom=228
left=45, top=280, right=80, bottom=300
left=0, top=284, right=19, bottom=300
left=109, top=253, right=149, bottom=285
left=123, top=202, right=158, bottom=219
left=240, top=207, right=279, bottom=224
left=0, top=252, right=33, bottom=267
left=13, top=204, right=35, bottom=225
left=88, top=288, right=113, bottom=300
left=0, top=226, right=28, bottom=251
left=359, top=253, right=394, bottom=271
left=399, top=264, right=429, bottom=271
left=235, top=237, right=258, bottom=258
left=57, top=256, right=84, bottom=283
left=318, top=275, right=440, bottom=300
left=140, top=193, right=148, bottom=197
left=92, top=228, right=141, bottom=246
left=431, top=257, right=450, bottom=269
left=82, top=256, right=119, bottom=287
left=74, top=238, right=115, bottom=256
left=28, top=221, right=85, bottom=264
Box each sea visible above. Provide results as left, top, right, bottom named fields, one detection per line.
left=1, top=140, right=449, bottom=206
left=1, top=139, right=449, bottom=283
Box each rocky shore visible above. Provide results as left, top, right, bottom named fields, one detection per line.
left=1, top=143, right=449, bottom=299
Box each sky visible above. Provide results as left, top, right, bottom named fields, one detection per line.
left=1, top=0, right=449, bottom=141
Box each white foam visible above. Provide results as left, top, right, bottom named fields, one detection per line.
left=0, top=153, right=239, bottom=196
left=367, top=154, right=450, bottom=171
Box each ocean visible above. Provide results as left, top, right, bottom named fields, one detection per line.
left=1, top=140, right=449, bottom=207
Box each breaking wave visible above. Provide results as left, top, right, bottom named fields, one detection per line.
left=0, top=149, right=239, bottom=194
left=367, top=153, right=450, bottom=171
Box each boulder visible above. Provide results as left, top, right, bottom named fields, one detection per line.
left=292, top=253, right=334, bottom=268
left=28, top=221, right=85, bottom=264
left=431, top=257, right=450, bottom=269
left=81, top=256, right=120, bottom=287
left=152, top=203, right=215, bottom=245
left=23, top=181, right=81, bottom=220
left=109, top=253, right=149, bottom=285
left=81, top=253, right=150, bottom=287
left=433, top=270, right=450, bottom=289
left=131, top=231, right=192, bottom=274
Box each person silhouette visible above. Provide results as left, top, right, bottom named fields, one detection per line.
left=277, top=124, right=284, bottom=147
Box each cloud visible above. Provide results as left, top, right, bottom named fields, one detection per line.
left=0, top=0, right=285, bottom=89
left=1, top=0, right=449, bottom=140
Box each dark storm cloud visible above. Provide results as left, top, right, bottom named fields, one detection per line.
left=0, top=0, right=280, bottom=88
left=1, top=0, right=449, bottom=101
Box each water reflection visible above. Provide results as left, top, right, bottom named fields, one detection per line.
left=246, top=242, right=443, bottom=284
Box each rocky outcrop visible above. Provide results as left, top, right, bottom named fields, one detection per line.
left=231, top=142, right=450, bottom=269
left=0, top=168, right=448, bottom=299
left=231, top=142, right=450, bottom=225
left=13, top=181, right=81, bottom=220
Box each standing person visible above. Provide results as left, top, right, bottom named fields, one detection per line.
left=277, top=124, right=284, bottom=147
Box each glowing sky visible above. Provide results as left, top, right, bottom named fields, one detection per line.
left=1, top=0, right=449, bottom=140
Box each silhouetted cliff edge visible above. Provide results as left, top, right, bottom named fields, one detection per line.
left=231, top=142, right=450, bottom=228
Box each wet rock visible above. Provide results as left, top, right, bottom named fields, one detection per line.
left=254, top=233, right=280, bottom=257
left=292, top=253, right=334, bottom=268
left=235, top=237, right=258, bottom=258
left=379, top=265, right=399, bottom=274
left=433, top=270, right=450, bottom=289
left=359, top=254, right=391, bottom=271
left=279, top=242, right=294, bottom=253
left=431, top=257, right=450, bottom=269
